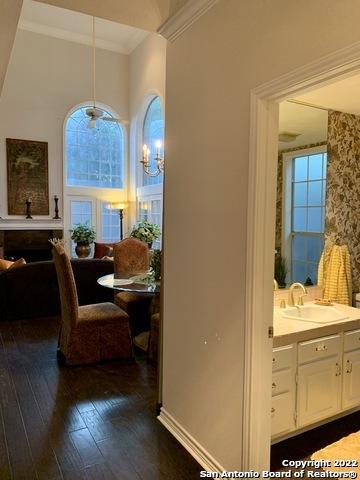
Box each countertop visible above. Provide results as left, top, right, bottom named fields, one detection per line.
left=273, top=302, right=360, bottom=347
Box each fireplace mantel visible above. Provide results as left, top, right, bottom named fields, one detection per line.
left=0, top=218, right=63, bottom=230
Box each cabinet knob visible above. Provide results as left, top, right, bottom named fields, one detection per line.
left=272, top=357, right=276, bottom=364
left=315, top=344, right=327, bottom=352
left=272, top=382, right=276, bottom=390
left=271, top=407, right=275, bottom=414
left=335, top=362, right=341, bottom=376
left=346, top=360, right=353, bottom=373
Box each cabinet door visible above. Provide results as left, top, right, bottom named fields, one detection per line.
left=271, top=392, right=295, bottom=437
left=343, top=350, right=360, bottom=410
left=297, top=355, right=341, bottom=428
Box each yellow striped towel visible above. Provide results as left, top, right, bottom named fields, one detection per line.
left=322, top=244, right=352, bottom=305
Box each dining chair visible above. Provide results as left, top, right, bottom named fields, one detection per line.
left=113, top=237, right=152, bottom=337
left=52, top=243, right=132, bottom=365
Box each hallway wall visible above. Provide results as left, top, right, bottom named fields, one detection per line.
left=162, top=0, right=360, bottom=470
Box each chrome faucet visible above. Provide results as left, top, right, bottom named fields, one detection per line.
left=288, top=282, right=307, bottom=307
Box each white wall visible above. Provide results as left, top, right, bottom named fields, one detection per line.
left=162, top=0, right=360, bottom=470
left=128, top=33, right=166, bottom=227
left=0, top=29, right=128, bottom=220
left=0, top=0, right=23, bottom=96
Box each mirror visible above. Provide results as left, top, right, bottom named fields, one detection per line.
left=275, top=101, right=328, bottom=287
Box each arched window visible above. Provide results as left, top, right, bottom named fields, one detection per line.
left=142, top=96, right=164, bottom=186
left=66, top=106, right=124, bottom=188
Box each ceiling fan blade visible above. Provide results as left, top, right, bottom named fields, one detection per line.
left=87, top=118, right=97, bottom=129
left=102, top=117, right=120, bottom=122
left=102, top=117, right=129, bottom=126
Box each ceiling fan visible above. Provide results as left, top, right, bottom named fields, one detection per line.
left=86, top=17, right=126, bottom=129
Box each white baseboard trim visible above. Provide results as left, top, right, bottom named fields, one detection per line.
left=158, top=407, right=224, bottom=472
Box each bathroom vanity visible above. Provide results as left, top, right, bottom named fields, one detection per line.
left=271, top=302, right=360, bottom=443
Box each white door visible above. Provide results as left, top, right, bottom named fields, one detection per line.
left=297, top=355, right=341, bottom=427
left=343, top=350, right=360, bottom=410
left=65, top=196, right=96, bottom=256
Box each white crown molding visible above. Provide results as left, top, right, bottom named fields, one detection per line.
left=18, top=19, right=131, bottom=54
left=158, top=407, right=224, bottom=472
left=157, top=0, right=220, bottom=42
left=253, top=39, right=360, bottom=101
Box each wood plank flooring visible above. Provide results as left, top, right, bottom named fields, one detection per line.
left=271, top=411, right=360, bottom=471
left=0, top=316, right=201, bottom=480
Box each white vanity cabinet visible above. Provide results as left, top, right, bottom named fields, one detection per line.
left=342, top=329, right=360, bottom=410
left=297, top=334, right=342, bottom=428
left=272, top=328, right=360, bottom=442
left=271, top=344, right=296, bottom=437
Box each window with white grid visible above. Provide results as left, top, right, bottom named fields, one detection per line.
left=138, top=197, right=162, bottom=249
left=66, top=106, right=124, bottom=189
left=101, top=203, right=120, bottom=243
left=283, top=147, right=327, bottom=285
left=70, top=200, right=93, bottom=255
left=142, top=97, right=164, bottom=187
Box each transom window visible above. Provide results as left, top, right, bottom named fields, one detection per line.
left=66, top=106, right=124, bottom=189
left=291, top=152, right=327, bottom=283
left=142, top=97, right=164, bottom=186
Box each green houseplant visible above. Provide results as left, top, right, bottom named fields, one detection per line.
left=274, top=253, right=288, bottom=288
left=129, top=220, right=161, bottom=248
left=150, top=249, right=162, bottom=280
left=70, top=223, right=96, bottom=258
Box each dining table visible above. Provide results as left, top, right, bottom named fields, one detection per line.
left=97, top=271, right=160, bottom=353
left=97, top=272, right=160, bottom=295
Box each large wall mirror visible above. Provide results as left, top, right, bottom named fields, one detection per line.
left=276, top=99, right=360, bottom=296
left=275, top=101, right=328, bottom=288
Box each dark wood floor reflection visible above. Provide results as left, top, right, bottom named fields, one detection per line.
left=0, top=317, right=201, bottom=480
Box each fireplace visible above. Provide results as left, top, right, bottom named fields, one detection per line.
left=0, top=230, right=63, bottom=263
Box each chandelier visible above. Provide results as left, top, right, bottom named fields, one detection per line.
left=140, top=141, right=164, bottom=177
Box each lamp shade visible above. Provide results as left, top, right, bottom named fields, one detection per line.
left=110, top=202, right=126, bottom=210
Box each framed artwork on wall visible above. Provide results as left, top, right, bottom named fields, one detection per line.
left=6, top=138, right=49, bottom=215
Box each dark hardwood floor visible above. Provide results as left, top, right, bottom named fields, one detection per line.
left=271, top=411, right=360, bottom=471
left=0, top=316, right=201, bottom=480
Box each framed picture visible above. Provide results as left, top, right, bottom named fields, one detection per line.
left=6, top=138, right=49, bottom=215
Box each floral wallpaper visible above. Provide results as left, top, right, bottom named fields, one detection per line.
left=326, top=110, right=360, bottom=292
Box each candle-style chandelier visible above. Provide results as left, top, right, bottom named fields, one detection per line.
left=140, top=140, right=164, bottom=177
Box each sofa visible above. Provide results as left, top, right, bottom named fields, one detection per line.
left=0, top=258, right=114, bottom=321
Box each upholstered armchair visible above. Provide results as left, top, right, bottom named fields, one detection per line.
left=52, top=244, right=132, bottom=365
left=113, top=238, right=153, bottom=337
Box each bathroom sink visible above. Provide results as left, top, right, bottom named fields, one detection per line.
left=279, top=305, right=348, bottom=324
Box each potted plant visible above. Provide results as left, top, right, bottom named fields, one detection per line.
left=129, top=220, right=161, bottom=248
left=70, top=223, right=96, bottom=258
left=150, top=249, right=162, bottom=280
left=274, top=253, right=288, bottom=288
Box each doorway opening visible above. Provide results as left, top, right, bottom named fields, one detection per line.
left=244, top=44, right=360, bottom=471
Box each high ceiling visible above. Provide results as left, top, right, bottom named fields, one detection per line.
left=19, top=0, right=149, bottom=54
left=294, top=73, right=360, bottom=116
left=32, top=0, right=186, bottom=31
left=33, top=0, right=164, bottom=31
left=278, top=101, right=328, bottom=150
left=279, top=70, right=360, bottom=150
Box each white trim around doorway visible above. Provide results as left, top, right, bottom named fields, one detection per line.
left=243, top=39, right=360, bottom=471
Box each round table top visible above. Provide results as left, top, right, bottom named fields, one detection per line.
left=97, top=273, right=160, bottom=294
